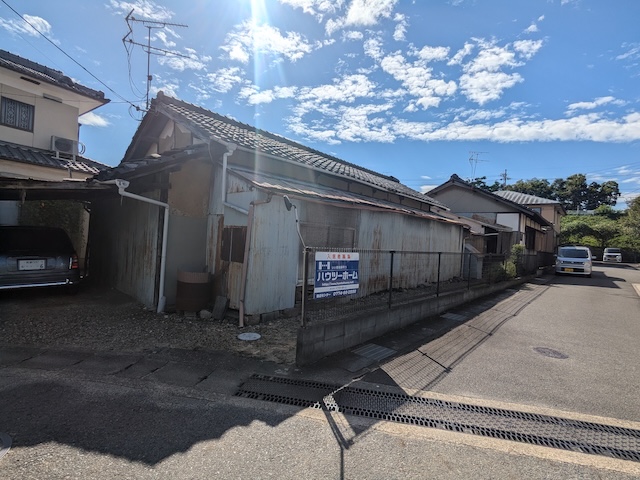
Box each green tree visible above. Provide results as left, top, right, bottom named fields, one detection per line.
left=553, top=174, right=589, bottom=210
left=626, top=196, right=640, bottom=236
left=469, top=176, right=502, bottom=192
left=585, top=180, right=620, bottom=210
left=560, top=212, right=622, bottom=249
left=504, top=178, right=554, bottom=199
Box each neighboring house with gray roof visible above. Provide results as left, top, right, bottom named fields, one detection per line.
left=494, top=190, right=565, bottom=252
left=428, top=175, right=553, bottom=259
left=90, top=92, right=467, bottom=320
left=0, top=49, right=110, bottom=262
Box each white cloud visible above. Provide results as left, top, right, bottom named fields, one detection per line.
left=377, top=48, right=456, bottom=110
left=456, top=38, right=543, bottom=105
left=392, top=112, right=640, bottom=143
left=79, top=112, right=110, bottom=127
left=448, top=42, right=474, bottom=65
left=278, top=0, right=346, bottom=21
left=108, top=0, right=174, bottom=21
left=239, top=85, right=298, bottom=105
left=326, top=0, right=399, bottom=35
left=616, top=42, right=640, bottom=62
left=513, top=39, right=544, bottom=59
left=334, top=103, right=396, bottom=142
left=157, top=50, right=210, bottom=72
left=393, top=13, right=408, bottom=41
left=221, top=21, right=316, bottom=64
left=364, top=37, right=385, bottom=61
left=0, top=14, right=52, bottom=37
left=415, top=45, right=450, bottom=62
left=206, top=67, right=244, bottom=93
left=524, top=15, right=545, bottom=34
left=343, top=31, right=364, bottom=41
left=155, top=31, right=177, bottom=49
left=459, top=70, right=523, bottom=105
left=566, top=96, right=625, bottom=113
left=298, top=74, right=377, bottom=104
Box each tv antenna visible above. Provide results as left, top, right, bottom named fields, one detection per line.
left=122, top=10, right=189, bottom=111
left=468, top=151, right=489, bottom=179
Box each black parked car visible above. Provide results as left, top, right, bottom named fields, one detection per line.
left=0, top=225, right=81, bottom=292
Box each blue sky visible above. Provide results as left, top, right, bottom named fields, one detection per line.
left=2, top=0, right=640, bottom=207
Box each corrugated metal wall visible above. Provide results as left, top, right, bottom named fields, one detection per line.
left=243, top=197, right=299, bottom=314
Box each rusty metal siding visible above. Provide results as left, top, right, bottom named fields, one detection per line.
left=243, top=198, right=299, bottom=314
left=356, top=210, right=465, bottom=295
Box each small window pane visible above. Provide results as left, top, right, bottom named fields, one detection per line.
left=1, top=97, right=34, bottom=131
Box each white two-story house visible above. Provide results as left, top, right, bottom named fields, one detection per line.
left=0, top=49, right=109, bottom=263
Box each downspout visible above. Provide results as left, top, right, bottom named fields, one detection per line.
left=238, top=193, right=273, bottom=327
left=220, top=142, right=237, bottom=206
left=112, top=179, right=170, bottom=314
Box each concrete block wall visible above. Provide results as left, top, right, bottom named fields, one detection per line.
left=296, top=277, right=531, bottom=366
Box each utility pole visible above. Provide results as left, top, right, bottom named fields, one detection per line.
left=122, top=10, right=189, bottom=111
left=500, top=169, right=510, bottom=188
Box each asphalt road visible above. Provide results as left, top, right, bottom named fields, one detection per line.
left=1, top=264, right=639, bottom=479
left=429, top=262, right=640, bottom=422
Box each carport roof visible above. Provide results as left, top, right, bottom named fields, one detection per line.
left=0, top=177, right=115, bottom=201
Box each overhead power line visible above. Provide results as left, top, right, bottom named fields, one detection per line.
left=0, top=0, right=141, bottom=112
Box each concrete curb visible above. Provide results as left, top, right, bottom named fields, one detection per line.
left=0, top=432, right=11, bottom=460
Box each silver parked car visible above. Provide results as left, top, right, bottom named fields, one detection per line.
left=0, top=225, right=81, bottom=291
left=555, top=246, right=594, bottom=277
left=602, top=247, right=622, bottom=263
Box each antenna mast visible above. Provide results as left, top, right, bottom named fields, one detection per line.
left=468, top=151, right=489, bottom=179
left=122, top=10, right=189, bottom=110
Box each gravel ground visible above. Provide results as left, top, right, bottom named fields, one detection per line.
left=0, top=285, right=299, bottom=365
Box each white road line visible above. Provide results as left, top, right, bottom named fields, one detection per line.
left=633, top=284, right=640, bottom=297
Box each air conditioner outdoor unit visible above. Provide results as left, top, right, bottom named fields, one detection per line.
left=51, top=136, right=81, bottom=158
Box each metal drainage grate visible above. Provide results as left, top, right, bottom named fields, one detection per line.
left=236, top=375, right=640, bottom=463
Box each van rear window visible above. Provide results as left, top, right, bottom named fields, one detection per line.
left=0, top=227, right=74, bottom=254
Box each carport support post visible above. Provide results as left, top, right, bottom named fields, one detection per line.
left=388, top=250, right=395, bottom=309
left=301, top=247, right=309, bottom=327
left=436, top=252, right=441, bottom=297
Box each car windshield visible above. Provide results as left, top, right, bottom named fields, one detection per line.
left=604, top=248, right=621, bottom=253
left=558, top=247, right=589, bottom=258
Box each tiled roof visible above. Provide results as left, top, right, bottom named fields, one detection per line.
left=0, top=141, right=109, bottom=176
left=0, top=50, right=107, bottom=102
left=495, top=190, right=560, bottom=205
left=147, top=92, right=446, bottom=209
left=429, top=174, right=552, bottom=227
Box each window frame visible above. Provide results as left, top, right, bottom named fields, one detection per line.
left=1, top=96, right=35, bottom=132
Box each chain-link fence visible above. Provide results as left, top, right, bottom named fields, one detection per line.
left=300, top=247, right=544, bottom=326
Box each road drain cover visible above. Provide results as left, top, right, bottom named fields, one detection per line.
left=236, top=375, right=640, bottom=463
left=534, top=347, right=568, bottom=359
